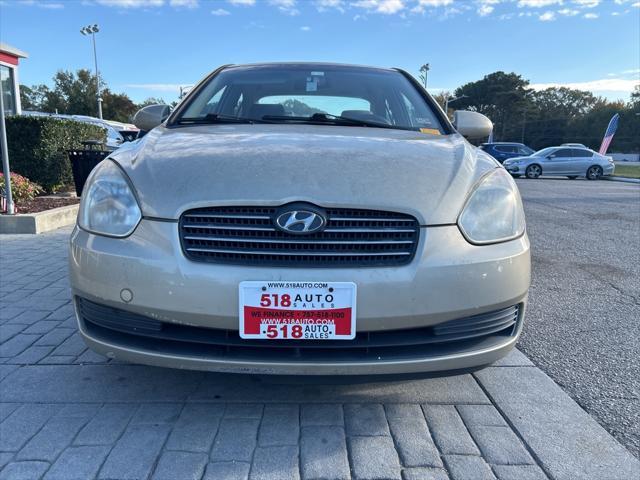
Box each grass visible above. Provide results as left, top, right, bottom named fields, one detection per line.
left=613, top=163, right=640, bottom=179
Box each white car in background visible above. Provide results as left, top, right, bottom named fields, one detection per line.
left=503, top=146, right=614, bottom=180
left=22, top=111, right=135, bottom=150
left=66, top=115, right=126, bottom=150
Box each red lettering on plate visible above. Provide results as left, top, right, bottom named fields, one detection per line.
left=243, top=306, right=352, bottom=335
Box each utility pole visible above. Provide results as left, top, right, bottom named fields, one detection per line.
left=80, top=24, right=102, bottom=119
left=0, top=81, right=15, bottom=215
left=419, top=63, right=430, bottom=90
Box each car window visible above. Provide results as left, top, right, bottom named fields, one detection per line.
left=571, top=149, right=593, bottom=158
left=518, top=146, right=534, bottom=155
left=494, top=145, right=517, bottom=153
left=257, top=95, right=370, bottom=117
left=552, top=149, right=572, bottom=157
left=203, top=85, right=227, bottom=114
left=534, top=147, right=556, bottom=157
left=177, top=65, right=444, bottom=132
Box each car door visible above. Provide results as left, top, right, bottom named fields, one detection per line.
left=545, top=148, right=573, bottom=174
left=571, top=149, right=593, bottom=175
left=492, top=145, right=516, bottom=163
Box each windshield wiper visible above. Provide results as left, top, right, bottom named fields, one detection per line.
left=261, top=113, right=406, bottom=130
left=176, top=113, right=265, bottom=125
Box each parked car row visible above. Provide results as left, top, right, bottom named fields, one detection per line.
left=481, top=142, right=614, bottom=180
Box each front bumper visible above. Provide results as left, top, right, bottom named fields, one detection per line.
left=70, top=220, right=530, bottom=375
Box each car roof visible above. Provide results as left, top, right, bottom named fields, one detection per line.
left=224, top=62, right=398, bottom=74
left=481, top=142, right=527, bottom=146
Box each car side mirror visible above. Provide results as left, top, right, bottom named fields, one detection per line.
left=452, top=110, right=493, bottom=140
left=132, top=104, right=171, bottom=131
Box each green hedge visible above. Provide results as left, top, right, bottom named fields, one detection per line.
left=6, top=116, right=106, bottom=192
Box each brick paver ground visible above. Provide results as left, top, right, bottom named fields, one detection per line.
left=0, top=227, right=636, bottom=480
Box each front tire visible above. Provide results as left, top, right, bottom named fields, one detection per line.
left=586, top=165, right=603, bottom=180
left=525, top=164, right=542, bottom=179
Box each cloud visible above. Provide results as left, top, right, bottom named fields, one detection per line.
left=558, top=8, right=579, bottom=15
left=352, top=0, right=406, bottom=15
left=572, top=0, right=600, bottom=7
left=416, top=0, right=453, bottom=6
left=518, top=0, right=561, bottom=7
left=300, top=25, right=311, bottom=30
left=530, top=78, right=640, bottom=93
left=94, top=0, right=164, bottom=7
left=227, top=0, right=255, bottom=5
left=17, top=0, right=64, bottom=6
left=211, top=7, right=230, bottom=15
left=411, top=0, right=453, bottom=11
left=583, top=12, right=598, bottom=18
left=315, top=0, right=344, bottom=11
left=539, top=10, right=555, bottom=20
left=270, top=0, right=299, bottom=15
left=39, top=1, right=64, bottom=8
left=478, top=4, right=494, bottom=16
left=169, top=0, right=198, bottom=7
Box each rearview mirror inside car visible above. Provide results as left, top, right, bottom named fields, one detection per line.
left=133, top=104, right=171, bottom=131
left=452, top=110, right=493, bottom=140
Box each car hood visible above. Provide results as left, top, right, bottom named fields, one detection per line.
left=110, top=124, right=498, bottom=225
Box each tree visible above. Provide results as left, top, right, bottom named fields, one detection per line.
left=629, top=85, right=640, bottom=110
left=20, top=69, right=141, bottom=122
left=454, top=72, right=531, bottom=141
left=19, top=84, right=51, bottom=111
left=431, top=91, right=451, bottom=112
left=524, top=88, right=599, bottom=149
left=280, top=99, right=326, bottom=116
left=138, top=97, right=168, bottom=108
left=102, top=90, right=137, bottom=123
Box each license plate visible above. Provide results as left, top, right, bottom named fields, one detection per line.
left=239, top=281, right=357, bottom=340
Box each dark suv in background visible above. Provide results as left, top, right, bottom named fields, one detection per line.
left=480, top=142, right=535, bottom=164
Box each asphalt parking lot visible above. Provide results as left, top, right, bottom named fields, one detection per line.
left=515, top=178, right=640, bottom=458
left=0, top=177, right=638, bottom=480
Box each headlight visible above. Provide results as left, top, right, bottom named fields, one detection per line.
left=78, top=160, right=141, bottom=237
left=458, top=168, right=525, bottom=244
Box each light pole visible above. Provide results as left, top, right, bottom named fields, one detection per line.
left=444, top=94, right=468, bottom=115
left=80, top=24, right=102, bottom=119
left=0, top=80, right=15, bottom=215
left=419, top=63, right=430, bottom=90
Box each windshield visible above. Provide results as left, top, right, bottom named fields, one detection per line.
left=175, top=65, right=444, bottom=132
left=533, top=147, right=556, bottom=157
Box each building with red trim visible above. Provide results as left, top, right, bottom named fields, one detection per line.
left=0, top=42, right=29, bottom=115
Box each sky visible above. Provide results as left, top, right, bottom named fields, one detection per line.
left=1, top=0, right=639, bottom=104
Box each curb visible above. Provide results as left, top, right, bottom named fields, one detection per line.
left=0, top=204, right=79, bottom=234
left=602, top=176, right=640, bottom=184
left=475, top=349, right=640, bottom=479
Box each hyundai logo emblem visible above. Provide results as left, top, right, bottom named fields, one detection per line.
left=275, top=206, right=326, bottom=235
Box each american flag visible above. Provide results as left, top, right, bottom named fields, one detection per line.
left=598, top=113, right=620, bottom=155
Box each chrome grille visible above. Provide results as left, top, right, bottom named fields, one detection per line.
left=179, top=206, right=420, bottom=267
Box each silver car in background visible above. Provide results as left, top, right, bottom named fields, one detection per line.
left=503, top=146, right=614, bottom=180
